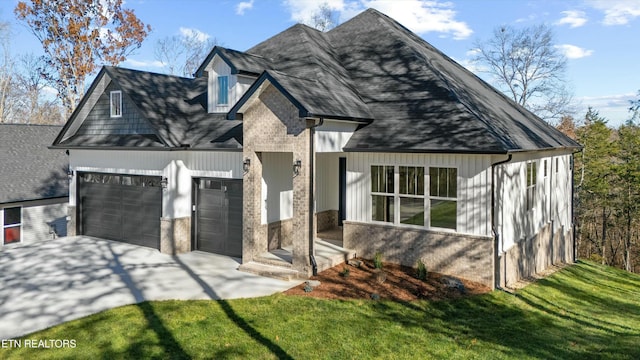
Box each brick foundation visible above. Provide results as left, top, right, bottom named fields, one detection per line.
left=316, top=210, right=338, bottom=232
left=267, top=218, right=293, bottom=250
left=67, top=205, right=77, bottom=237
left=344, top=221, right=494, bottom=287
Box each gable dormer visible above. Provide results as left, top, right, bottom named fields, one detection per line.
left=196, top=47, right=272, bottom=113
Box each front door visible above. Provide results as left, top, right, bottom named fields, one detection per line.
left=338, top=157, right=347, bottom=226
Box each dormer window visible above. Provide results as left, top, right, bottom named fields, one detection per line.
left=110, top=91, right=122, bottom=117
left=217, top=76, right=229, bottom=105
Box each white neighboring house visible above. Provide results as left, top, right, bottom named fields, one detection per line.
left=51, top=9, right=581, bottom=288
left=0, top=124, right=68, bottom=246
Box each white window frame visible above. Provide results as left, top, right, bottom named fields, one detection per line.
left=526, top=161, right=537, bottom=211
left=369, top=165, right=458, bottom=231
left=2, top=206, right=22, bottom=245
left=428, top=167, right=458, bottom=231
left=217, top=76, right=229, bottom=105
left=110, top=91, right=122, bottom=118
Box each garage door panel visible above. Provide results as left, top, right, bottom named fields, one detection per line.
left=195, top=179, right=242, bottom=257
left=79, top=173, right=161, bottom=250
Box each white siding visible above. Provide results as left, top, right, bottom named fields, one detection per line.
left=1, top=200, right=68, bottom=246
left=346, top=152, right=492, bottom=236
left=316, top=153, right=340, bottom=212
left=261, top=152, right=293, bottom=224
left=315, top=121, right=358, bottom=153
left=207, top=57, right=255, bottom=113
left=495, top=151, right=573, bottom=253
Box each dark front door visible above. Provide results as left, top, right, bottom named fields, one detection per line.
left=193, top=178, right=243, bottom=257
left=79, top=173, right=162, bottom=249
left=339, top=157, right=347, bottom=226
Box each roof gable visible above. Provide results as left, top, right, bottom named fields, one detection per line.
left=195, top=46, right=273, bottom=78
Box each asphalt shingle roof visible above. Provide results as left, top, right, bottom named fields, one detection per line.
left=0, top=125, right=68, bottom=203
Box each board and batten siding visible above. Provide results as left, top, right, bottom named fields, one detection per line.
left=316, top=153, right=340, bottom=212
left=346, top=152, right=492, bottom=237
left=261, top=152, right=293, bottom=224
left=206, top=56, right=255, bottom=113
left=69, top=149, right=242, bottom=219
left=494, top=151, right=573, bottom=253
left=315, top=121, right=358, bottom=153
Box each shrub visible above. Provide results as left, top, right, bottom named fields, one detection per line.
left=340, top=267, right=350, bottom=278
left=303, top=283, right=313, bottom=293
left=415, top=259, right=428, bottom=281
left=373, top=252, right=383, bottom=269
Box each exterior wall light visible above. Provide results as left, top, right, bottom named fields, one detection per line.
left=160, top=177, right=168, bottom=189
left=293, top=159, right=302, bottom=176
left=243, top=158, right=251, bottom=173
left=67, top=168, right=73, bottom=179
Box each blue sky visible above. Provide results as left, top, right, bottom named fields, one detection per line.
left=2, top=0, right=639, bottom=126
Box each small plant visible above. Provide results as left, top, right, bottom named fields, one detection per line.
left=303, top=283, right=313, bottom=293
left=415, top=259, right=428, bottom=281
left=373, top=252, right=384, bottom=270
left=370, top=293, right=380, bottom=301
left=340, top=267, right=350, bottom=278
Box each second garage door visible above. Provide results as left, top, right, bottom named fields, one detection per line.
left=79, top=173, right=162, bottom=249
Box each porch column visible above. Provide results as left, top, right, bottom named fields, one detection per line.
left=243, top=152, right=265, bottom=262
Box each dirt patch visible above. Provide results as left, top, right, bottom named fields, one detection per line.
left=284, top=259, right=491, bottom=301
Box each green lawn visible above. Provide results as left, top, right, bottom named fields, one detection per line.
left=2, top=261, right=640, bottom=359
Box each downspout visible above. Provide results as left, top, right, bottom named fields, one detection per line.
left=308, top=117, right=324, bottom=276
left=492, top=154, right=512, bottom=290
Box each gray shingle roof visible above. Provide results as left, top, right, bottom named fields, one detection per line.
left=195, top=47, right=273, bottom=77
left=55, top=67, right=242, bottom=150
left=0, top=125, right=68, bottom=204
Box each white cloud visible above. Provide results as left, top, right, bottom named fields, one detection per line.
left=555, top=44, right=594, bottom=59
left=236, top=0, right=254, bottom=15
left=576, top=92, right=637, bottom=125
left=588, top=0, right=640, bottom=25
left=282, top=0, right=472, bottom=39
left=123, top=59, right=165, bottom=69
left=556, top=10, right=587, bottom=28
left=179, top=27, right=210, bottom=42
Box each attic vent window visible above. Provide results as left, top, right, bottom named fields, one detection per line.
left=110, top=91, right=122, bottom=118
left=217, top=76, right=229, bottom=105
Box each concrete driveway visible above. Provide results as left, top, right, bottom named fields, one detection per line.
left=0, top=236, right=300, bottom=339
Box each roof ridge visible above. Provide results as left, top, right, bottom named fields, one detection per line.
left=104, top=65, right=195, bottom=81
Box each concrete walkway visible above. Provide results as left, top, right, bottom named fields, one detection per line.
left=0, top=236, right=300, bottom=339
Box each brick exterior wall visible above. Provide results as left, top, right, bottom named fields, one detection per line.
left=67, top=205, right=77, bottom=237
left=267, top=218, right=293, bottom=250
left=343, top=221, right=494, bottom=287
left=160, top=216, right=191, bottom=255
left=316, top=210, right=338, bottom=232
left=498, top=222, right=574, bottom=287
left=242, top=84, right=314, bottom=275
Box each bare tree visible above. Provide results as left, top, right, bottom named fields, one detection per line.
left=14, top=53, right=64, bottom=124
left=473, top=24, right=573, bottom=123
left=308, top=2, right=339, bottom=32
left=154, top=32, right=217, bottom=77
left=0, top=21, right=14, bottom=123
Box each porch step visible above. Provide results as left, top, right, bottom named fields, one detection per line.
left=314, top=239, right=357, bottom=273
left=238, top=261, right=302, bottom=281
left=253, top=255, right=294, bottom=269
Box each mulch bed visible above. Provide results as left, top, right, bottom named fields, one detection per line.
left=284, top=258, right=491, bottom=301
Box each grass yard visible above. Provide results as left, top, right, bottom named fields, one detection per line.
left=2, top=260, right=639, bottom=359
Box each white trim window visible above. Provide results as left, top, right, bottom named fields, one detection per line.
left=110, top=90, right=122, bottom=118
left=526, top=161, right=537, bottom=211
left=399, top=166, right=425, bottom=226
left=429, top=167, right=457, bottom=230
left=371, top=165, right=394, bottom=223
left=3, top=207, right=22, bottom=245
left=217, top=76, right=229, bottom=105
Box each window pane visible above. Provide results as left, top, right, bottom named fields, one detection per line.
left=430, top=167, right=438, bottom=197
left=447, top=168, right=457, bottom=198
left=4, top=207, right=21, bottom=225
left=400, top=197, right=424, bottom=226
left=217, top=76, right=229, bottom=104
left=372, top=195, right=394, bottom=222
left=371, top=166, right=380, bottom=192
left=4, top=226, right=20, bottom=244
left=399, top=166, right=407, bottom=194
left=430, top=199, right=456, bottom=230
left=385, top=166, right=394, bottom=193
left=417, top=167, right=424, bottom=195
left=110, top=91, right=121, bottom=117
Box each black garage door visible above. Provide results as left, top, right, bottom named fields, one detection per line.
left=79, top=173, right=162, bottom=249
left=193, top=178, right=242, bottom=257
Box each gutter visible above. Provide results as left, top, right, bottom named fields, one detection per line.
left=308, top=117, right=324, bottom=276
left=491, top=154, right=512, bottom=290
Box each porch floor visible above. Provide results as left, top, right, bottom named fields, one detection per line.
left=317, top=226, right=344, bottom=247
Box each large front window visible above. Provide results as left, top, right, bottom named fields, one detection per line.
left=3, top=207, right=21, bottom=245
left=370, top=165, right=457, bottom=230
left=526, top=161, right=536, bottom=211
left=217, top=76, right=229, bottom=105
left=429, top=167, right=457, bottom=230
